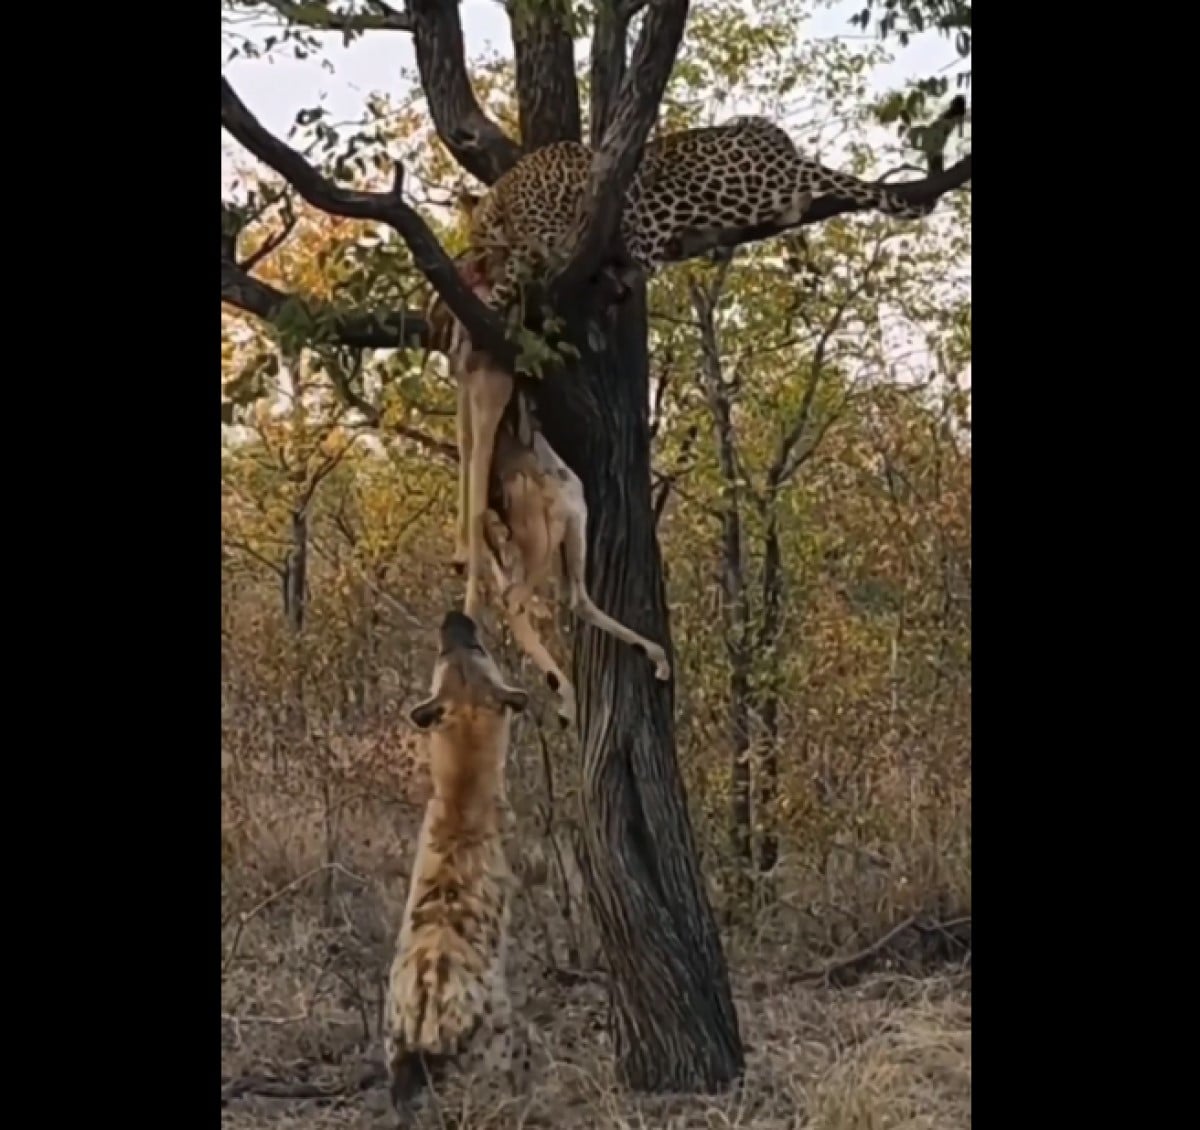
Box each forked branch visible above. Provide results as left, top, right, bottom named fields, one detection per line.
left=554, top=0, right=690, bottom=294
left=408, top=0, right=523, bottom=184
left=220, top=76, right=516, bottom=366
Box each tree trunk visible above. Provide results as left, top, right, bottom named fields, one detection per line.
left=713, top=415, right=753, bottom=901
left=757, top=510, right=785, bottom=885
left=281, top=505, right=309, bottom=756
left=284, top=506, right=308, bottom=636
left=535, top=282, right=744, bottom=1091
left=693, top=275, right=754, bottom=900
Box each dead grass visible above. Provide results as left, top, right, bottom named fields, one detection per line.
left=221, top=701, right=970, bottom=1130
left=222, top=873, right=970, bottom=1130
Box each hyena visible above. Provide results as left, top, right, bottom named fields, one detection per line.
left=384, top=610, right=532, bottom=1126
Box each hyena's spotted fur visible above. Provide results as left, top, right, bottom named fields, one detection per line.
left=384, top=611, right=533, bottom=1126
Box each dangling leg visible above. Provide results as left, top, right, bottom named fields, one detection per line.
left=489, top=556, right=575, bottom=726
left=453, top=375, right=473, bottom=574
left=464, top=366, right=513, bottom=621
left=560, top=481, right=671, bottom=681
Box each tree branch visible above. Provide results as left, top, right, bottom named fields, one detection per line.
left=588, top=0, right=631, bottom=147
left=510, top=0, right=582, bottom=148
left=324, top=348, right=379, bottom=421
left=554, top=0, right=690, bottom=294
left=221, top=257, right=430, bottom=350
left=667, top=154, right=972, bottom=263
left=764, top=239, right=883, bottom=495
left=651, top=422, right=699, bottom=525
left=223, top=537, right=286, bottom=579
left=221, top=76, right=517, bottom=367
left=322, top=348, right=459, bottom=463
left=407, top=0, right=522, bottom=184
left=238, top=197, right=297, bottom=273
left=256, top=0, right=413, bottom=31
left=386, top=423, right=459, bottom=464
left=298, top=433, right=360, bottom=512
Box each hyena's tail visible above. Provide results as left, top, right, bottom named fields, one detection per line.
left=386, top=946, right=491, bottom=1116
left=799, top=163, right=935, bottom=221
left=389, top=1049, right=450, bottom=1116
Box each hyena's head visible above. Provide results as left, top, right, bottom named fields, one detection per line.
left=408, top=611, right=528, bottom=733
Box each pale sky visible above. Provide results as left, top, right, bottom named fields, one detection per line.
left=221, top=0, right=967, bottom=172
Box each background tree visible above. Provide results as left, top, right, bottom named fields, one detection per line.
left=220, top=0, right=971, bottom=1095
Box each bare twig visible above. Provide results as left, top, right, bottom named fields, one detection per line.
left=222, top=862, right=369, bottom=973
left=305, top=526, right=429, bottom=629
left=223, top=536, right=286, bottom=579
left=652, top=423, right=700, bottom=525
left=764, top=235, right=889, bottom=495
left=321, top=349, right=459, bottom=461
left=239, top=195, right=298, bottom=272
left=794, top=915, right=919, bottom=984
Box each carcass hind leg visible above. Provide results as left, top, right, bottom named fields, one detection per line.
left=561, top=490, right=671, bottom=681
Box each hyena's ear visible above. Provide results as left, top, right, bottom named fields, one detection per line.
left=409, top=697, right=446, bottom=730
left=497, top=686, right=528, bottom=714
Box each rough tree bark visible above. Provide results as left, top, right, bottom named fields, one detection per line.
left=220, top=0, right=970, bottom=1093
left=283, top=505, right=308, bottom=635
left=535, top=282, right=743, bottom=1088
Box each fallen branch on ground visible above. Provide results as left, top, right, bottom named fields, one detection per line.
left=791, top=914, right=972, bottom=986
left=221, top=1062, right=386, bottom=1106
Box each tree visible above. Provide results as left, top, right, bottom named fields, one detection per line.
left=220, top=0, right=971, bottom=1093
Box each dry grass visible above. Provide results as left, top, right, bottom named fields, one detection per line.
left=224, top=937, right=968, bottom=1129
left=221, top=588, right=970, bottom=1129
left=222, top=839, right=970, bottom=1130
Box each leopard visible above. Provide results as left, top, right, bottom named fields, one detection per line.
left=460, top=115, right=934, bottom=315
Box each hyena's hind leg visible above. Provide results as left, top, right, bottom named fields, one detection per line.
left=506, top=1018, right=536, bottom=1096
left=476, top=982, right=535, bottom=1100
